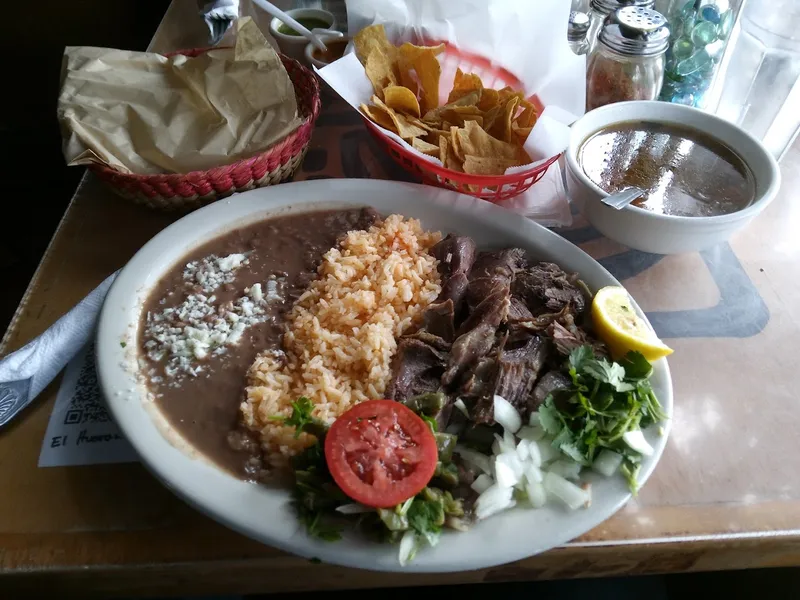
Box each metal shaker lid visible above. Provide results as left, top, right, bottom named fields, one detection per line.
left=569, top=11, right=591, bottom=40
left=590, top=0, right=654, bottom=17
left=598, top=6, right=670, bottom=56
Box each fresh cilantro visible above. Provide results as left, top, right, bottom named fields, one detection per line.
left=568, top=345, right=594, bottom=374
left=541, top=346, right=668, bottom=493
left=120, top=341, right=127, bottom=348
left=620, top=351, right=654, bottom=380
left=537, top=401, right=564, bottom=436
left=273, top=397, right=328, bottom=439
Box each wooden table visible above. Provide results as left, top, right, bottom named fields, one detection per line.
left=3, top=0, right=800, bottom=595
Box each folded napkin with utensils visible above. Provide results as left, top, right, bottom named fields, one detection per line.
left=0, top=272, right=118, bottom=428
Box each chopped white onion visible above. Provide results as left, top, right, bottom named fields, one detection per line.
left=516, top=438, right=530, bottom=462
left=548, top=459, right=582, bottom=481
left=536, top=439, right=559, bottom=464
left=398, top=530, right=418, bottom=566
left=623, top=429, right=654, bottom=456
left=495, top=452, right=523, bottom=488
left=455, top=446, right=493, bottom=475
left=529, top=411, right=541, bottom=427
left=517, top=424, right=545, bottom=442
left=492, top=433, right=503, bottom=456
left=524, top=462, right=543, bottom=484
left=335, top=503, right=373, bottom=515
left=454, top=398, right=469, bottom=418
left=527, top=438, right=542, bottom=467
left=471, top=473, right=494, bottom=494
left=591, top=449, right=624, bottom=477
left=493, top=432, right=515, bottom=455
left=544, top=471, right=591, bottom=510
left=525, top=479, right=547, bottom=508
left=493, top=395, right=522, bottom=433
left=503, top=428, right=516, bottom=450
left=475, top=483, right=516, bottom=520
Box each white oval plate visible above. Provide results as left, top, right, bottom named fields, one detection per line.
left=96, top=179, right=672, bottom=573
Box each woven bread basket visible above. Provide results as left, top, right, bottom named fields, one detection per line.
left=90, top=47, right=321, bottom=211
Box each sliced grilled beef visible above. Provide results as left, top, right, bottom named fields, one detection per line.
left=433, top=234, right=477, bottom=276
left=432, top=235, right=477, bottom=313
left=465, top=248, right=525, bottom=311
left=421, top=299, right=456, bottom=342
left=531, top=371, right=572, bottom=410
left=386, top=337, right=447, bottom=403
left=495, top=335, right=550, bottom=412
left=512, top=262, right=586, bottom=316
left=443, top=290, right=510, bottom=386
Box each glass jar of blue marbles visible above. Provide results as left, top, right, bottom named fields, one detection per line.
left=655, top=0, right=743, bottom=107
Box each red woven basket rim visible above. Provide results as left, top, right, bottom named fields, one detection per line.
left=364, top=119, right=560, bottom=184
left=90, top=47, right=320, bottom=183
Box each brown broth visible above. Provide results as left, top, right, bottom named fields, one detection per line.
left=579, top=121, right=755, bottom=217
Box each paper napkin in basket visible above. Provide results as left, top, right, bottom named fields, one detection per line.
left=58, top=17, right=302, bottom=175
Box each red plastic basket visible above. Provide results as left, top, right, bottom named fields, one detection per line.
left=363, top=42, right=560, bottom=203
left=90, top=47, right=321, bottom=212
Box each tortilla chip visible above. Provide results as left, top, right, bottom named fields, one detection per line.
left=448, top=68, right=484, bottom=103
left=463, top=155, right=521, bottom=176
left=365, top=52, right=398, bottom=97
left=517, top=99, right=538, bottom=128
left=495, top=96, right=519, bottom=143
left=512, top=122, right=533, bottom=143
left=360, top=103, right=397, bottom=132
left=481, top=104, right=504, bottom=134
left=408, top=116, right=435, bottom=131
left=372, top=95, right=427, bottom=139
left=412, top=51, right=441, bottom=115
left=424, top=128, right=450, bottom=146
left=383, top=85, right=421, bottom=118
left=439, top=135, right=463, bottom=173
left=412, top=137, right=441, bottom=157
left=353, top=24, right=393, bottom=64
left=441, top=106, right=484, bottom=127
left=478, top=88, right=500, bottom=112
left=423, top=91, right=480, bottom=121
left=457, top=120, right=525, bottom=163
left=450, top=126, right=464, bottom=162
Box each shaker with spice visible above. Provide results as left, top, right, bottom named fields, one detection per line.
left=587, top=0, right=656, bottom=52
left=586, top=6, right=670, bottom=111
left=569, top=11, right=591, bottom=55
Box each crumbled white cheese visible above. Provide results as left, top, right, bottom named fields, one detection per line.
left=145, top=256, right=288, bottom=384
left=182, top=253, right=250, bottom=294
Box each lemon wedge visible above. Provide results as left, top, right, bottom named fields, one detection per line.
left=591, top=286, right=673, bottom=361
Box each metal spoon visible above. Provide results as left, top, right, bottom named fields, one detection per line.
left=601, top=186, right=645, bottom=210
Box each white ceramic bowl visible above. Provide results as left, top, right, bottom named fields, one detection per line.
left=565, top=101, right=782, bottom=255
left=268, top=8, right=337, bottom=64
left=304, top=35, right=351, bottom=70
left=95, top=179, right=673, bottom=573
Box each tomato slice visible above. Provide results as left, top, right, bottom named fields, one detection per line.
left=324, top=400, right=438, bottom=508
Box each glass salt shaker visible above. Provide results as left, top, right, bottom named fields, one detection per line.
left=569, top=11, right=591, bottom=55
left=586, top=7, right=670, bottom=111
left=587, top=0, right=656, bottom=52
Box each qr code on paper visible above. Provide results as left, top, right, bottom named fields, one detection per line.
left=62, top=343, right=111, bottom=426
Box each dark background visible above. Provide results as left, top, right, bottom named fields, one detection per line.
left=0, top=1, right=797, bottom=597
left=0, top=0, right=170, bottom=334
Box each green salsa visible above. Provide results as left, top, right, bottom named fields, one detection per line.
left=277, top=17, right=331, bottom=36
